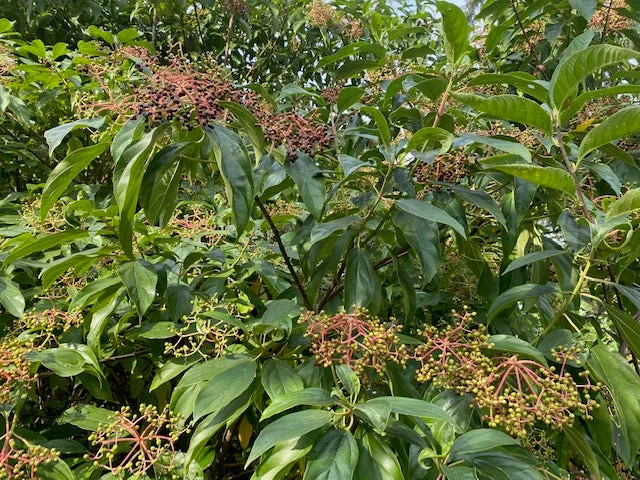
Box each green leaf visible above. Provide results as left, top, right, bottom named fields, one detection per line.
left=356, top=431, right=404, bottom=480
left=28, top=347, right=89, bottom=377
left=361, top=107, right=391, bottom=148
left=44, top=118, right=105, bottom=156
left=57, top=404, right=116, bottom=430
left=285, top=152, right=325, bottom=220
left=449, top=186, right=507, bottom=228
left=310, top=216, right=361, bottom=246
left=246, top=410, right=333, bottom=465
left=450, top=429, right=519, bottom=458
left=436, top=1, right=470, bottom=64
left=487, top=283, right=558, bottom=322
left=587, top=344, right=640, bottom=465
left=468, top=73, right=549, bottom=103
left=457, top=134, right=531, bottom=162
left=41, top=142, right=110, bottom=221
left=0, top=277, right=24, bottom=317
left=193, top=355, right=257, bottom=420
left=149, top=356, right=200, bottom=392
left=220, top=101, right=265, bottom=154
left=452, top=92, right=552, bottom=135
left=579, top=106, right=640, bottom=160
left=606, top=187, right=640, bottom=218
left=4, top=230, right=91, bottom=265
left=207, top=126, right=254, bottom=236
left=336, top=364, right=360, bottom=398
left=551, top=45, right=639, bottom=109
left=606, top=305, right=640, bottom=361
left=405, top=127, right=453, bottom=155
left=305, top=429, right=359, bottom=480
left=87, top=285, right=123, bottom=353
left=318, top=42, right=386, bottom=69
left=484, top=164, right=575, bottom=195
left=396, top=199, right=467, bottom=238
left=564, top=425, right=600, bottom=478
left=261, top=388, right=335, bottom=420
left=345, top=248, right=380, bottom=311
left=141, top=142, right=192, bottom=226
left=262, top=359, right=304, bottom=400
left=463, top=447, right=543, bottom=480
left=502, top=249, right=569, bottom=275
left=255, top=432, right=319, bottom=480
left=392, top=210, right=440, bottom=283
left=560, top=85, right=640, bottom=125
left=364, top=396, right=454, bottom=424
left=569, top=0, right=596, bottom=19
left=251, top=299, right=299, bottom=341
left=488, top=335, right=548, bottom=366
left=117, top=260, right=158, bottom=317
left=338, top=87, right=365, bottom=113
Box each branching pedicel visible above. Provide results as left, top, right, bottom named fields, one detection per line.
left=87, top=405, right=183, bottom=479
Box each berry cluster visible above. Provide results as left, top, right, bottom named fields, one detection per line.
left=263, top=112, right=333, bottom=160
left=222, top=0, right=248, bottom=15
left=168, top=204, right=223, bottom=245
left=413, top=310, right=599, bottom=437
left=300, top=307, right=407, bottom=378
left=306, top=1, right=363, bottom=40
left=414, top=151, right=469, bottom=186
left=589, top=0, right=632, bottom=32
left=86, top=405, right=183, bottom=479
left=19, top=307, right=83, bottom=347
left=164, top=301, right=240, bottom=360
left=0, top=422, right=60, bottom=479
left=0, top=339, right=36, bottom=405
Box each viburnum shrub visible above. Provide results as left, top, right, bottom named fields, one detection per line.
left=2, top=0, right=640, bottom=479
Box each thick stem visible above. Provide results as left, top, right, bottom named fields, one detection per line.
left=255, top=196, right=312, bottom=310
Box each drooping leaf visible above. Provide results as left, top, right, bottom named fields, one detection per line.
left=304, top=429, right=359, bottom=480
left=484, top=164, right=575, bottom=195
left=606, top=305, right=640, bottom=361
left=207, top=126, right=254, bottom=236
left=392, top=210, right=440, bottom=283
left=502, top=249, right=569, bottom=275
left=261, top=388, right=335, bottom=420
left=487, top=283, right=558, bottom=322
left=345, top=248, right=380, bottom=312
left=396, top=199, right=467, bottom=238
left=449, top=429, right=519, bottom=458
left=0, top=277, right=24, bottom=317
left=564, top=425, right=600, bottom=478
left=4, top=230, right=91, bottom=265
left=285, top=152, right=325, bottom=220
left=262, top=359, right=304, bottom=400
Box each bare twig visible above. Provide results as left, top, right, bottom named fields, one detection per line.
left=255, top=196, right=312, bottom=310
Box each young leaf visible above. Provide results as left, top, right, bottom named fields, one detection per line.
left=449, top=429, right=519, bottom=458
left=44, top=117, right=105, bottom=156
left=304, top=429, right=359, bottom=480
left=246, top=410, right=333, bottom=466
left=436, top=1, right=470, bottom=65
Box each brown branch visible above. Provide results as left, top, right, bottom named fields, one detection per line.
left=509, top=0, right=548, bottom=80
left=255, top=196, right=313, bottom=310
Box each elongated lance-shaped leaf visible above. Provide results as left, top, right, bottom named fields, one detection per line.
left=41, top=142, right=110, bottom=221
left=579, top=107, right=640, bottom=160
left=452, top=92, right=552, bottom=135
left=436, top=1, right=470, bottom=65
left=206, top=125, right=254, bottom=236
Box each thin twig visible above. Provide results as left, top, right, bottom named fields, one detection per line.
left=192, top=0, right=205, bottom=48
left=255, top=196, right=312, bottom=310
left=509, top=0, right=548, bottom=80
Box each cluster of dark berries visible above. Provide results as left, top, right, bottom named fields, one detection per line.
left=263, top=112, right=333, bottom=160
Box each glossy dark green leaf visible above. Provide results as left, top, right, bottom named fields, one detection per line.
left=261, top=388, right=334, bottom=420
left=564, top=425, right=600, bottom=478
left=449, top=429, right=519, bottom=459
left=486, top=164, right=575, bottom=194
left=436, top=1, right=470, bottom=64
left=487, top=283, right=558, bottom=322
left=57, top=404, right=116, bottom=430
left=117, top=260, right=158, bottom=317
left=356, top=431, right=404, bottom=480
left=194, top=355, right=257, bottom=420
left=262, top=359, right=304, bottom=400
left=338, top=87, right=365, bottom=113
left=336, top=364, right=360, bottom=398
left=4, top=230, right=91, bottom=265
left=246, top=410, right=333, bottom=465
left=305, top=429, right=359, bottom=480
left=345, top=248, right=380, bottom=311
left=606, top=305, right=640, bottom=360
left=502, top=249, right=569, bottom=275
left=0, top=276, right=24, bottom=317
left=392, top=210, right=440, bottom=283
left=220, top=100, right=265, bottom=154
left=449, top=186, right=507, bottom=228
left=488, top=335, right=548, bottom=366
left=587, top=344, right=640, bottom=465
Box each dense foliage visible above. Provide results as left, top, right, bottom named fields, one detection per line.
left=2, top=0, right=640, bottom=478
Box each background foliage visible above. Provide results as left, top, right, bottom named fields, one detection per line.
left=1, top=0, right=640, bottom=478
